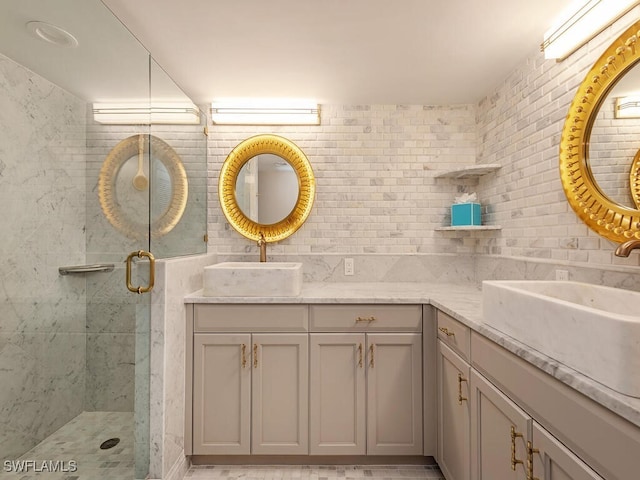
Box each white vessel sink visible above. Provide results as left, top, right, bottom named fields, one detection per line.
left=203, top=262, right=303, bottom=297
left=482, top=280, right=640, bottom=398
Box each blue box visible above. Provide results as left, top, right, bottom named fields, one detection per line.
left=451, top=202, right=481, bottom=226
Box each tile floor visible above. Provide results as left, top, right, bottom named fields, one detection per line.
left=185, top=465, right=446, bottom=480
left=2, top=411, right=446, bottom=480
left=1, top=411, right=134, bottom=480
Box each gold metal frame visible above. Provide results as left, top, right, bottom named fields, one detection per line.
left=98, top=134, right=188, bottom=240
left=630, top=149, right=640, bottom=208
left=219, top=134, right=315, bottom=242
left=560, top=20, right=640, bottom=242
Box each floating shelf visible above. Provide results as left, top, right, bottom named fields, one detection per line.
left=435, top=163, right=501, bottom=179
left=434, top=225, right=502, bottom=231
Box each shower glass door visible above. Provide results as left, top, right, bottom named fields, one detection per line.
left=0, top=1, right=206, bottom=479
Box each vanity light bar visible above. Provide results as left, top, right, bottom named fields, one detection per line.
left=211, top=100, right=320, bottom=125
left=93, top=103, right=201, bottom=125
left=614, top=96, right=640, bottom=118
left=541, top=0, right=640, bottom=60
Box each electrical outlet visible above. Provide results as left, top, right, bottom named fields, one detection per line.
left=556, top=269, right=569, bottom=281
left=344, top=258, right=355, bottom=276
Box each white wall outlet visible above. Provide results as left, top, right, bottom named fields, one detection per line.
left=556, top=269, right=569, bottom=281
left=344, top=258, right=355, bottom=276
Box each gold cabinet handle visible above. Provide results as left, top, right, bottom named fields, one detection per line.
left=511, top=426, right=524, bottom=471
left=357, top=343, right=363, bottom=368
left=241, top=344, right=247, bottom=369
left=369, top=344, right=375, bottom=368
left=457, top=373, right=468, bottom=405
left=253, top=344, right=258, bottom=368
left=439, top=327, right=455, bottom=337
left=125, top=250, right=155, bottom=294
left=356, top=316, right=376, bottom=323
left=527, top=441, right=540, bottom=480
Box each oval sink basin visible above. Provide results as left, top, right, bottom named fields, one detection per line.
left=203, top=262, right=303, bottom=297
left=482, top=280, right=640, bottom=398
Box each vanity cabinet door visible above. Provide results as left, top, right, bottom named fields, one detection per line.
left=251, top=333, right=309, bottom=455
left=192, top=333, right=251, bottom=455
left=366, top=333, right=423, bottom=455
left=437, top=341, right=471, bottom=480
left=309, top=333, right=366, bottom=455
left=531, top=422, right=603, bottom=480
left=470, top=369, right=530, bottom=480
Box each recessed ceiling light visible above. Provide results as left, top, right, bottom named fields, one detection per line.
left=26, top=21, right=78, bottom=48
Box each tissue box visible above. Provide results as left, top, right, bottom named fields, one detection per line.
left=451, top=202, right=481, bottom=226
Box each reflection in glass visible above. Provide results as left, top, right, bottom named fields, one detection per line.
left=588, top=60, right=640, bottom=208
left=236, top=154, right=299, bottom=224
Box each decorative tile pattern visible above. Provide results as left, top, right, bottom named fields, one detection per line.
left=185, top=465, right=445, bottom=480
left=1, top=412, right=134, bottom=480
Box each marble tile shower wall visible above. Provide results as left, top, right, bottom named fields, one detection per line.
left=85, top=123, right=207, bottom=411
left=208, top=104, right=481, bottom=255
left=0, top=53, right=87, bottom=460
left=476, top=11, right=640, bottom=267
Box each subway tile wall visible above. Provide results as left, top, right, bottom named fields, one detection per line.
left=208, top=105, right=484, bottom=255
left=208, top=11, right=640, bottom=268
left=476, top=11, right=640, bottom=266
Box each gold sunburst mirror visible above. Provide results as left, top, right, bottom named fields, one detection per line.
left=98, top=134, right=188, bottom=240
left=560, top=20, right=640, bottom=242
left=219, top=134, right=315, bottom=242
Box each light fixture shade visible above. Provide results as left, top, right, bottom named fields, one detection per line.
left=541, top=0, right=639, bottom=60
left=93, top=102, right=201, bottom=125
left=211, top=99, right=320, bottom=125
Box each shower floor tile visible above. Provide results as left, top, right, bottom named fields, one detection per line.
left=1, top=411, right=134, bottom=480
left=185, top=465, right=446, bottom=480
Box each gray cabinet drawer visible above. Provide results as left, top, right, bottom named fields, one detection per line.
left=437, top=310, right=470, bottom=361
left=310, top=304, right=422, bottom=332
left=194, top=304, right=308, bottom=332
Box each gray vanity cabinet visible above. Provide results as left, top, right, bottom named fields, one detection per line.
left=192, top=333, right=251, bottom=454
left=469, top=369, right=531, bottom=480
left=188, top=304, right=309, bottom=456
left=437, top=341, right=470, bottom=480
left=436, top=310, right=472, bottom=480
left=436, top=311, right=607, bottom=480
left=192, top=332, right=309, bottom=455
left=309, top=333, right=366, bottom=455
left=309, top=305, right=423, bottom=456
left=531, top=422, right=603, bottom=480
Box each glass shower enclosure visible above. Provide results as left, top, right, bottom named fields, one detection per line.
left=0, top=1, right=206, bottom=478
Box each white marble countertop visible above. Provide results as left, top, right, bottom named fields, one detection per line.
left=185, top=282, right=640, bottom=429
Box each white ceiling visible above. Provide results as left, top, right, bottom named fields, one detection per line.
left=0, top=0, right=574, bottom=106
left=0, top=0, right=189, bottom=102
left=101, top=0, right=574, bottom=105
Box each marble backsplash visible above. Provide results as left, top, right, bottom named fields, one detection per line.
left=213, top=252, right=640, bottom=290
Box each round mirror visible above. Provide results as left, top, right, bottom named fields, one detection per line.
left=235, top=154, right=299, bottom=224
left=98, top=134, right=188, bottom=240
left=219, top=134, right=315, bottom=243
left=560, top=20, right=640, bottom=242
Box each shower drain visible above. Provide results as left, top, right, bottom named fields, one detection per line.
left=99, top=438, right=120, bottom=450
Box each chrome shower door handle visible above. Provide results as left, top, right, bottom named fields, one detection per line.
left=125, top=250, right=155, bottom=294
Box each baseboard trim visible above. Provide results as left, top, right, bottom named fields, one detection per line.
left=190, top=455, right=436, bottom=466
